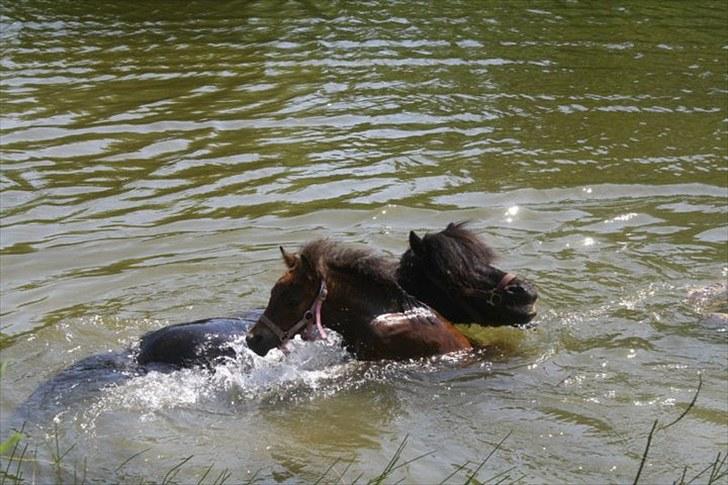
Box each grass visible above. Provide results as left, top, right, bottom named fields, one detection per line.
left=1, top=375, right=725, bottom=484
left=0, top=430, right=519, bottom=485
left=2, top=425, right=724, bottom=485
left=631, top=374, right=727, bottom=485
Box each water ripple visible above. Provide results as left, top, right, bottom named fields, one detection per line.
left=1, top=1, right=726, bottom=481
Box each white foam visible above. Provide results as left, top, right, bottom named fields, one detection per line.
left=74, top=326, right=483, bottom=434
left=87, top=332, right=353, bottom=419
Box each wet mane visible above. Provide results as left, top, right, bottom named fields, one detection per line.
left=416, top=222, right=498, bottom=286
left=300, top=239, right=398, bottom=287
left=437, top=221, right=497, bottom=265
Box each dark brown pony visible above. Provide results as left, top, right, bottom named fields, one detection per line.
left=245, top=240, right=471, bottom=360
left=397, top=222, right=537, bottom=326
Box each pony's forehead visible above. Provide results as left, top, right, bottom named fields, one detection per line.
left=276, top=268, right=298, bottom=284
left=277, top=262, right=318, bottom=285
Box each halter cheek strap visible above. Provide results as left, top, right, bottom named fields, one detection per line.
left=312, top=290, right=328, bottom=340
left=257, top=281, right=328, bottom=346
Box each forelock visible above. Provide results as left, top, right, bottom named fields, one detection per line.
left=428, top=222, right=497, bottom=263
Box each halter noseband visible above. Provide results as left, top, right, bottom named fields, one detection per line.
left=421, top=269, right=519, bottom=320
left=257, top=280, right=328, bottom=346
left=496, top=272, right=518, bottom=292
left=485, top=272, right=518, bottom=306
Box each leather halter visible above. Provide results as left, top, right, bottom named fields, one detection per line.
left=420, top=269, right=519, bottom=321
left=496, top=272, right=518, bottom=292
left=486, top=272, right=518, bottom=306
left=257, top=280, right=328, bottom=345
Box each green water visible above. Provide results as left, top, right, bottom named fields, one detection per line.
left=1, top=1, right=726, bottom=483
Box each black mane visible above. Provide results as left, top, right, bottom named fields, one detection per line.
left=402, top=222, right=498, bottom=285
left=432, top=221, right=497, bottom=269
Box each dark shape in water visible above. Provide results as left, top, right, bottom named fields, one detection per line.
left=137, top=315, right=255, bottom=368
left=14, top=314, right=259, bottom=425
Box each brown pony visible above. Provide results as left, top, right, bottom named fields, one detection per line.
left=245, top=240, right=471, bottom=360
left=397, top=222, right=538, bottom=326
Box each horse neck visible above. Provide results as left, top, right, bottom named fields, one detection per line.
left=320, top=268, right=402, bottom=337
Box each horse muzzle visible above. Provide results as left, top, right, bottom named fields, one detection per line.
left=245, top=328, right=278, bottom=357
left=495, top=276, right=539, bottom=325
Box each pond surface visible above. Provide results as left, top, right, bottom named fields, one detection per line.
left=1, top=1, right=726, bottom=483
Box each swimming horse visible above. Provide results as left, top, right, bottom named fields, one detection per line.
left=245, top=240, right=470, bottom=359
left=245, top=223, right=538, bottom=360
left=26, top=222, right=539, bottom=396
left=141, top=222, right=538, bottom=364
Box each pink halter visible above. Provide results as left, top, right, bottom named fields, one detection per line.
left=311, top=283, right=328, bottom=340
left=496, top=272, right=518, bottom=291
left=257, top=280, right=328, bottom=346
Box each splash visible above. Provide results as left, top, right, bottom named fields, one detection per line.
left=81, top=329, right=496, bottom=425
left=88, top=333, right=355, bottom=416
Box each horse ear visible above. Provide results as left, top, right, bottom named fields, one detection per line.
left=409, top=231, right=424, bottom=255
left=279, top=246, right=298, bottom=268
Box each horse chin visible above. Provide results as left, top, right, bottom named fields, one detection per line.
left=508, top=304, right=538, bottom=326
left=491, top=303, right=537, bottom=327
left=249, top=345, right=271, bottom=357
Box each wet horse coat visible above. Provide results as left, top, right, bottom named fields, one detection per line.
left=245, top=240, right=472, bottom=360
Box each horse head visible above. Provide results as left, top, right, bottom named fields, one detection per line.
left=245, top=246, right=325, bottom=356
left=397, top=222, right=538, bottom=326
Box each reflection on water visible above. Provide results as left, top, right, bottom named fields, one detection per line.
left=1, top=0, right=726, bottom=483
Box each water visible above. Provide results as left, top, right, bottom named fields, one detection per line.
left=1, top=0, right=726, bottom=482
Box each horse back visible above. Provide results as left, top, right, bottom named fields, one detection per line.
left=137, top=311, right=260, bottom=368
left=363, top=307, right=471, bottom=360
